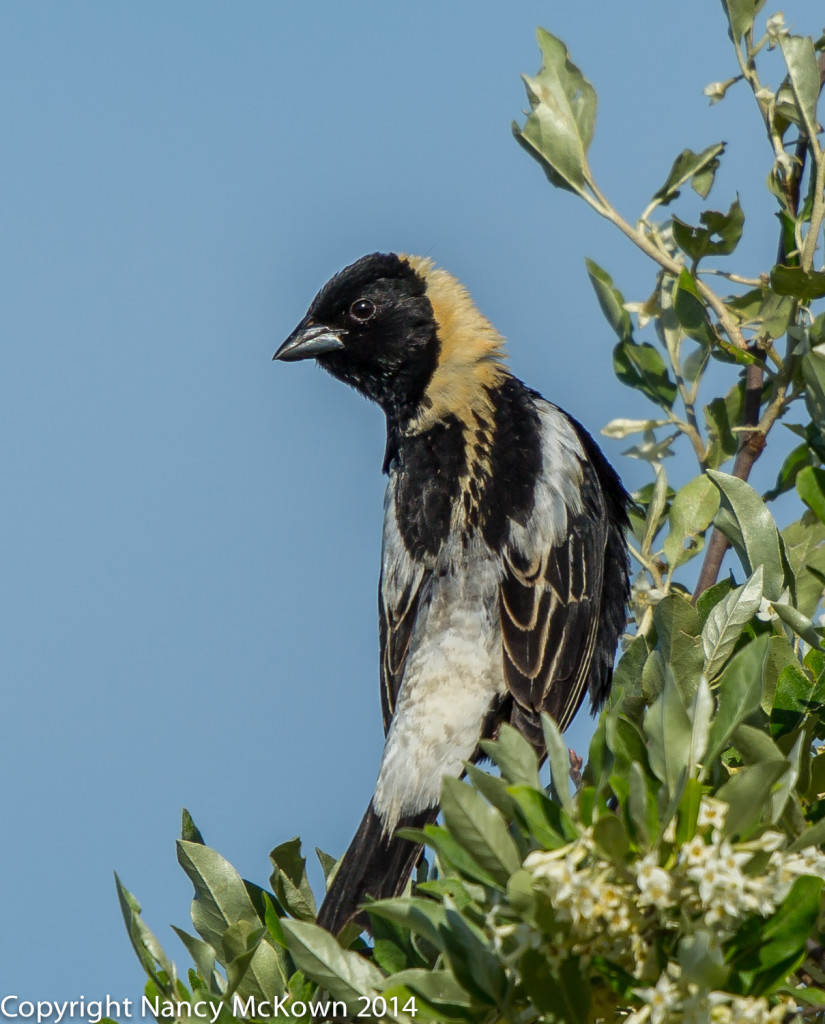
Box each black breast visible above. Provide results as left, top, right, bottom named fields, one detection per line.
left=390, top=376, right=544, bottom=561
left=392, top=414, right=466, bottom=560
left=477, top=377, right=543, bottom=552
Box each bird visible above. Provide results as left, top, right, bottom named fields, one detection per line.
left=274, top=252, right=630, bottom=934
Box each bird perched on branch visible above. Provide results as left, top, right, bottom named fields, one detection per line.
left=274, top=253, right=630, bottom=934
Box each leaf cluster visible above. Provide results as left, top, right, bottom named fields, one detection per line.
left=118, top=6, right=825, bottom=1023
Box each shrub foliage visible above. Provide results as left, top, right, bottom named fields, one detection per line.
left=119, top=4, right=825, bottom=1021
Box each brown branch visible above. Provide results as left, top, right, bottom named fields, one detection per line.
left=692, top=125, right=815, bottom=603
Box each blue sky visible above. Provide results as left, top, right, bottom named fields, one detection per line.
left=0, top=0, right=813, bottom=1009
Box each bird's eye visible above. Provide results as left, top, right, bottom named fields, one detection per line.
left=349, top=298, right=376, bottom=322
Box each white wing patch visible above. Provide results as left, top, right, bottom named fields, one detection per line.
left=508, top=401, right=585, bottom=555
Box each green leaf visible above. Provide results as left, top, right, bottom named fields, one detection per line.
left=440, top=907, right=506, bottom=1005
left=664, top=473, right=721, bottom=569
left=765, top=443, right=812, bottom=501
left=733, top=722, right=785, bottom=766
left=772, top=660, right=825, bottom=736
left=643, top=674, right=691, bottom=798
left=797, top=466, right=825, bottom=523
left=782, top=513, right=825, bottom=617
left=513, top=29, right=596, bottom=196
left=269, top=838, right=316, bottom=922
left=463, top=763, right=517, bottom=819
left=701, top=567, right=763, bottom=679
left=704, top=382, right=745, bottom=469
left=613, top=340, right=678, bottom=409
left=626, top=760, right=658, bottom=848
left=704, top=633, right=770, bottom=769
left=479, top=723, right=540, bottom=788
left=115, top=874, right=176, bottom=995
left=177, top=841, right=262, bottom=952
left=280, top=918, right=384, bottom=1009
left=541, top=713, right=575, bottom=815
left=593, top=811, right=630, bottom=863
left=366, top=897, right=450, bottom=953
left=688, top=675, right=714, bottom=771
left=171, top=927, right=220, bottom=993
left=674, top=777, right=703, bottom=847
left=758, top=290, right=795, bottom=339
left=650, top=143, right=726, bottom=207
left=641, top=594, right=703, bottom=704
left=176, top=842, right=285, bottom=1000
left=381, top=969, right=474, bottom=1021
left=707, top=470, right=787, bottom=600
left=585, top=259, right=633, bottom=341
left=672, top=199, right=745, bottom=263
left=440, top=777, right=522, bottom=885
left=716, top=758, right=786, bottom=838
left=697, top=576, right=736, bottom=626
left=779, top=34, right=821, bottom=139
left=521, top=951, right=591, bottom=1023
left=181, top=809, right=205, bottom=845
left=610, top=633, right=648, bottom=721
left=508, top=785, right=573, bottom=850
left=315, top=848, right=338, bottom=885
left=641, top=463, right=668, bottom=557
left=720, top=0, right=766, bottom=42
left=802, top=351, right=825, bottom=427
left=673, top=269, right=717, bottom=345
left=223, top=921, right=268, bottom=998
left=771, top=600, right=821, bottom=648
left=789, top=815, right=825, bottom=852
left=415, top=823, right=501, bottom=888
left=771, top=265, right=825, bottom=301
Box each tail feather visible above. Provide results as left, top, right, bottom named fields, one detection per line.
left=316, top=801, right=437, bottom=934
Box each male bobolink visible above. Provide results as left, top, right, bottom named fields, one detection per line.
left=275, top=253, right=630, bottom=934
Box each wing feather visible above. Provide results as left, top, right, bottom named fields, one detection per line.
left=379, top=572, right=429, bottom=733
left=500, top=463, right=609, bottom=734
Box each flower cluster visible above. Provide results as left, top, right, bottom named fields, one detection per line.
left=628, top=970, right=797, bottom=1024
left=511, top=796, right=825, bottom=1021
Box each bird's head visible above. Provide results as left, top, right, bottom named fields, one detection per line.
left=275, top=252, right=508, bottom=426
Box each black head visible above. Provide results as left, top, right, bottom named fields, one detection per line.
left=275, top=253, right=439, bottom=419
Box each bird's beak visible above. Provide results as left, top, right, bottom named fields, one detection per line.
left=273, top=323, right=346, bottom=362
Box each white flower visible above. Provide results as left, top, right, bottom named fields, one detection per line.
left=697, top=796, right=728, bottom=832
left=635, top=854, right=673, bottom=909
left=636, top=972, right=681, bottom=1024
left=680, top=833, right=711, bottom=867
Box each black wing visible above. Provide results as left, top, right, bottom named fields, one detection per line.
left=500, top=448, right=627, bottom=739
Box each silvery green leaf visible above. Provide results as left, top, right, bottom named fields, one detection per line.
left=687, top=674, right=713, bottom=772
left=708, top=471, right=787, bottom=600
left=779, top=34, right=821, bottom=140
left=541, top=712, right=574, bottom=815
left=513, top=29, right=596, bottom=196
left=702, top=566, right=763, bottom=678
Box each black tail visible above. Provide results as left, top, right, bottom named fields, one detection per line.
left=316, top=800, right=437, bottom=935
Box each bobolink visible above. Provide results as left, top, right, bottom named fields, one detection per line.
left=275, top=253, right=630, bottom=934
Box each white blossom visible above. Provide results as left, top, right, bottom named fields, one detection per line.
left=635, top=854, right=673, bottom=909
left=697, top=796, right=728, bottom=831
left=635, top=972, right=680, bottom=1024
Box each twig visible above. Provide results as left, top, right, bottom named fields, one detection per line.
left=692, top=124, right=813, bottom=601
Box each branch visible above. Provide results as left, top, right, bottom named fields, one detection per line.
left=693, top=140, right=812, bottom=602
